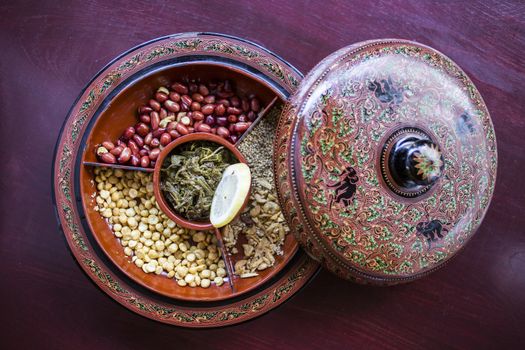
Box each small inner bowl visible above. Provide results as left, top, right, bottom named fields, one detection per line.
left=153, top=132, right=249, bottom=230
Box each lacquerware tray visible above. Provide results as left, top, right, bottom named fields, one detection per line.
left=53, top=32, right=319, bottom=327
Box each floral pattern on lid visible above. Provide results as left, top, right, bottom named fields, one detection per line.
left=275, top=39, right=497, bottom=284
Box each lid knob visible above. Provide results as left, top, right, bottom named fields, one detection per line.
left=389, top=136, right=444, bottom=189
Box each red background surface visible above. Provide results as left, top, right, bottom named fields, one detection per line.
left=1, top=1, right=524, bottom=349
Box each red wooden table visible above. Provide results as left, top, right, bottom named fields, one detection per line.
left=1, top=1, right=524, bottom=348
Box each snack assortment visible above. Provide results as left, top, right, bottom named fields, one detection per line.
left=91, top=77, right=291, bottom=290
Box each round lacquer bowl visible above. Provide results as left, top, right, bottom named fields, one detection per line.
left=153, top=132, right=250, bottom=230
left=75, top=40, right=302, bottom=302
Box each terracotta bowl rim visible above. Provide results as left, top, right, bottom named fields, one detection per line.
left=153, top=132, right=249, bottom=230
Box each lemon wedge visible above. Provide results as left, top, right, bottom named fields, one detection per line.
left=210, top=163, right=251, bottom=228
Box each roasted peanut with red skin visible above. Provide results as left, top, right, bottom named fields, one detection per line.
left=217, top=126, right=230, bottom=138
left=215, top=104, right=226, bottom=116
left=139, top=114, right=151, bottom=123
left=203, top=95, right=215, bottom=104
left=123, top=127, right=135, bottom=139
left=164, top=100, right=180, bottom=113
left=135, top=123, right=149, bottom=137
left=192, top=111, right=204, bottom=121
left=150, top=111, right=160, bottom=130
left=169, top=92, right=181, bottom=102
left=100, top=152, right=117, bottom=164
left=152, top=128, right=166, bottom=139
left=159, top=108, right=167, bottom=120
left=130, top=155, right=140, bottom=166
left=98, top=79, right=261, bottom=167
left=168, top=129, right=181, bottom=139
left=138, top=106, right=153, bottom=114
left=192, top=93, right=204, bottom=102
left=102, top=141, right=115, bottom=150
left=149, top=99, right=161, bottom=111
left=118, top=147, right=131, bottom=163
left=155, top=92, right=168, bottom=103
left=150, top=138, right=160, bottom=148
left=160, top=133, right=172, bottom=146
left=191, top=101, right=201, bottom=111
left=197, top=123, right=212, bottom=133
left=201, top=104, right=215, bottom=115
left=139, top=156, right=149, bottom=167
left=176, top=123, right=189, bottom=135
left=250, top=98, right=260, bottom=112
left=132, top=134, right=144, bottom=147
left=171, top=82, right=188, bottom=94
left=128, top=140, right=140, bottom=155
left=227, top=107, right=241, bottom=115
left=110, top=146, right=123, bottom=156
left=149, top=148, right=160, bottom=160
left=144, top=132, right=153, bottom=145
left=234, top=122, right=250, bottom=133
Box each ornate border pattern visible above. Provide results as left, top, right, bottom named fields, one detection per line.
left=53, top=33, right=318, bottom=327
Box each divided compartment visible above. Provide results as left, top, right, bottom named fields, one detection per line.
left=80, top=62, right=298, bottom=301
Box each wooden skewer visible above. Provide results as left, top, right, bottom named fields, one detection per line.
left=236, top=95, right=279, bottom=145
left=83, top=161, right=154, bottom=172
left=213, top=228, right=236, bottom=293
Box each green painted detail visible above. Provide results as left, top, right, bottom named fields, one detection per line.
left=117, top=54, right=140, bottom=71
left=234, top=45, right=259, bottom=59
left=288, top=75, right=299, bottom=87
left=377, top=226, right=393, bottom=241
left=397, top=260, right=413, bottom=274
left=331, top=107, right=344, bottom=124
left=128, top=298, right=149, bottom=312
left=301, top=161, right=316, bottom=182
left=319, top=213, right=337, bottom=230
left=145, top=46, right=175, bottom=61
left=364, top=235, right=378, bottom=251
left=83, top=258, right=125, bottom=293
left=173, top=39, right=202, bottom=49
left=420, top=256, right=429, bottom=269
left=79, top=89, right=96, bottom=113
left=411, top=239, right=424, bottom=253
left=366, top=207, right=381, bottom=222
left=320, top=88, right=333, bottom=106
left=331, top=238, right=345, bottom=252
left=262, top=62, right=285, bottom=82
left=343, top=230, right=357, bottom=246
left=369, top=257, right=388, bottom=271
left=350, top=250, right=366, bottom=265
left=59, top=167, right=71, bottom=202
left=313, top=191, right=327, bottom=205
left=204, top=42, right=234, bottom=54
left=59, top=144, right=72, bottom=174
left=319, top=138, right=335, bottom=155
left=63, top=203, right=88, bottom=251
left=387, top=242, right=404, bottom=258
left=99, top=72, right=122, bottom=94
left=71, top=114, right=88, bottom=143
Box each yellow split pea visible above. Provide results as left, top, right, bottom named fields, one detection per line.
left=93, top=167, right=226, bottom=288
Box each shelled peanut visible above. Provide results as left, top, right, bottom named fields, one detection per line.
left=93, top=167, right=228, bottom=288
left=96, top=80, right=261, bottom=167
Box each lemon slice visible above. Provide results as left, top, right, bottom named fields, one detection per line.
left=210, top=163, right=251, bottom=228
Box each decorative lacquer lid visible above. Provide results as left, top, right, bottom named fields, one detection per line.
left=274, top=39, right=497, bottom=284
